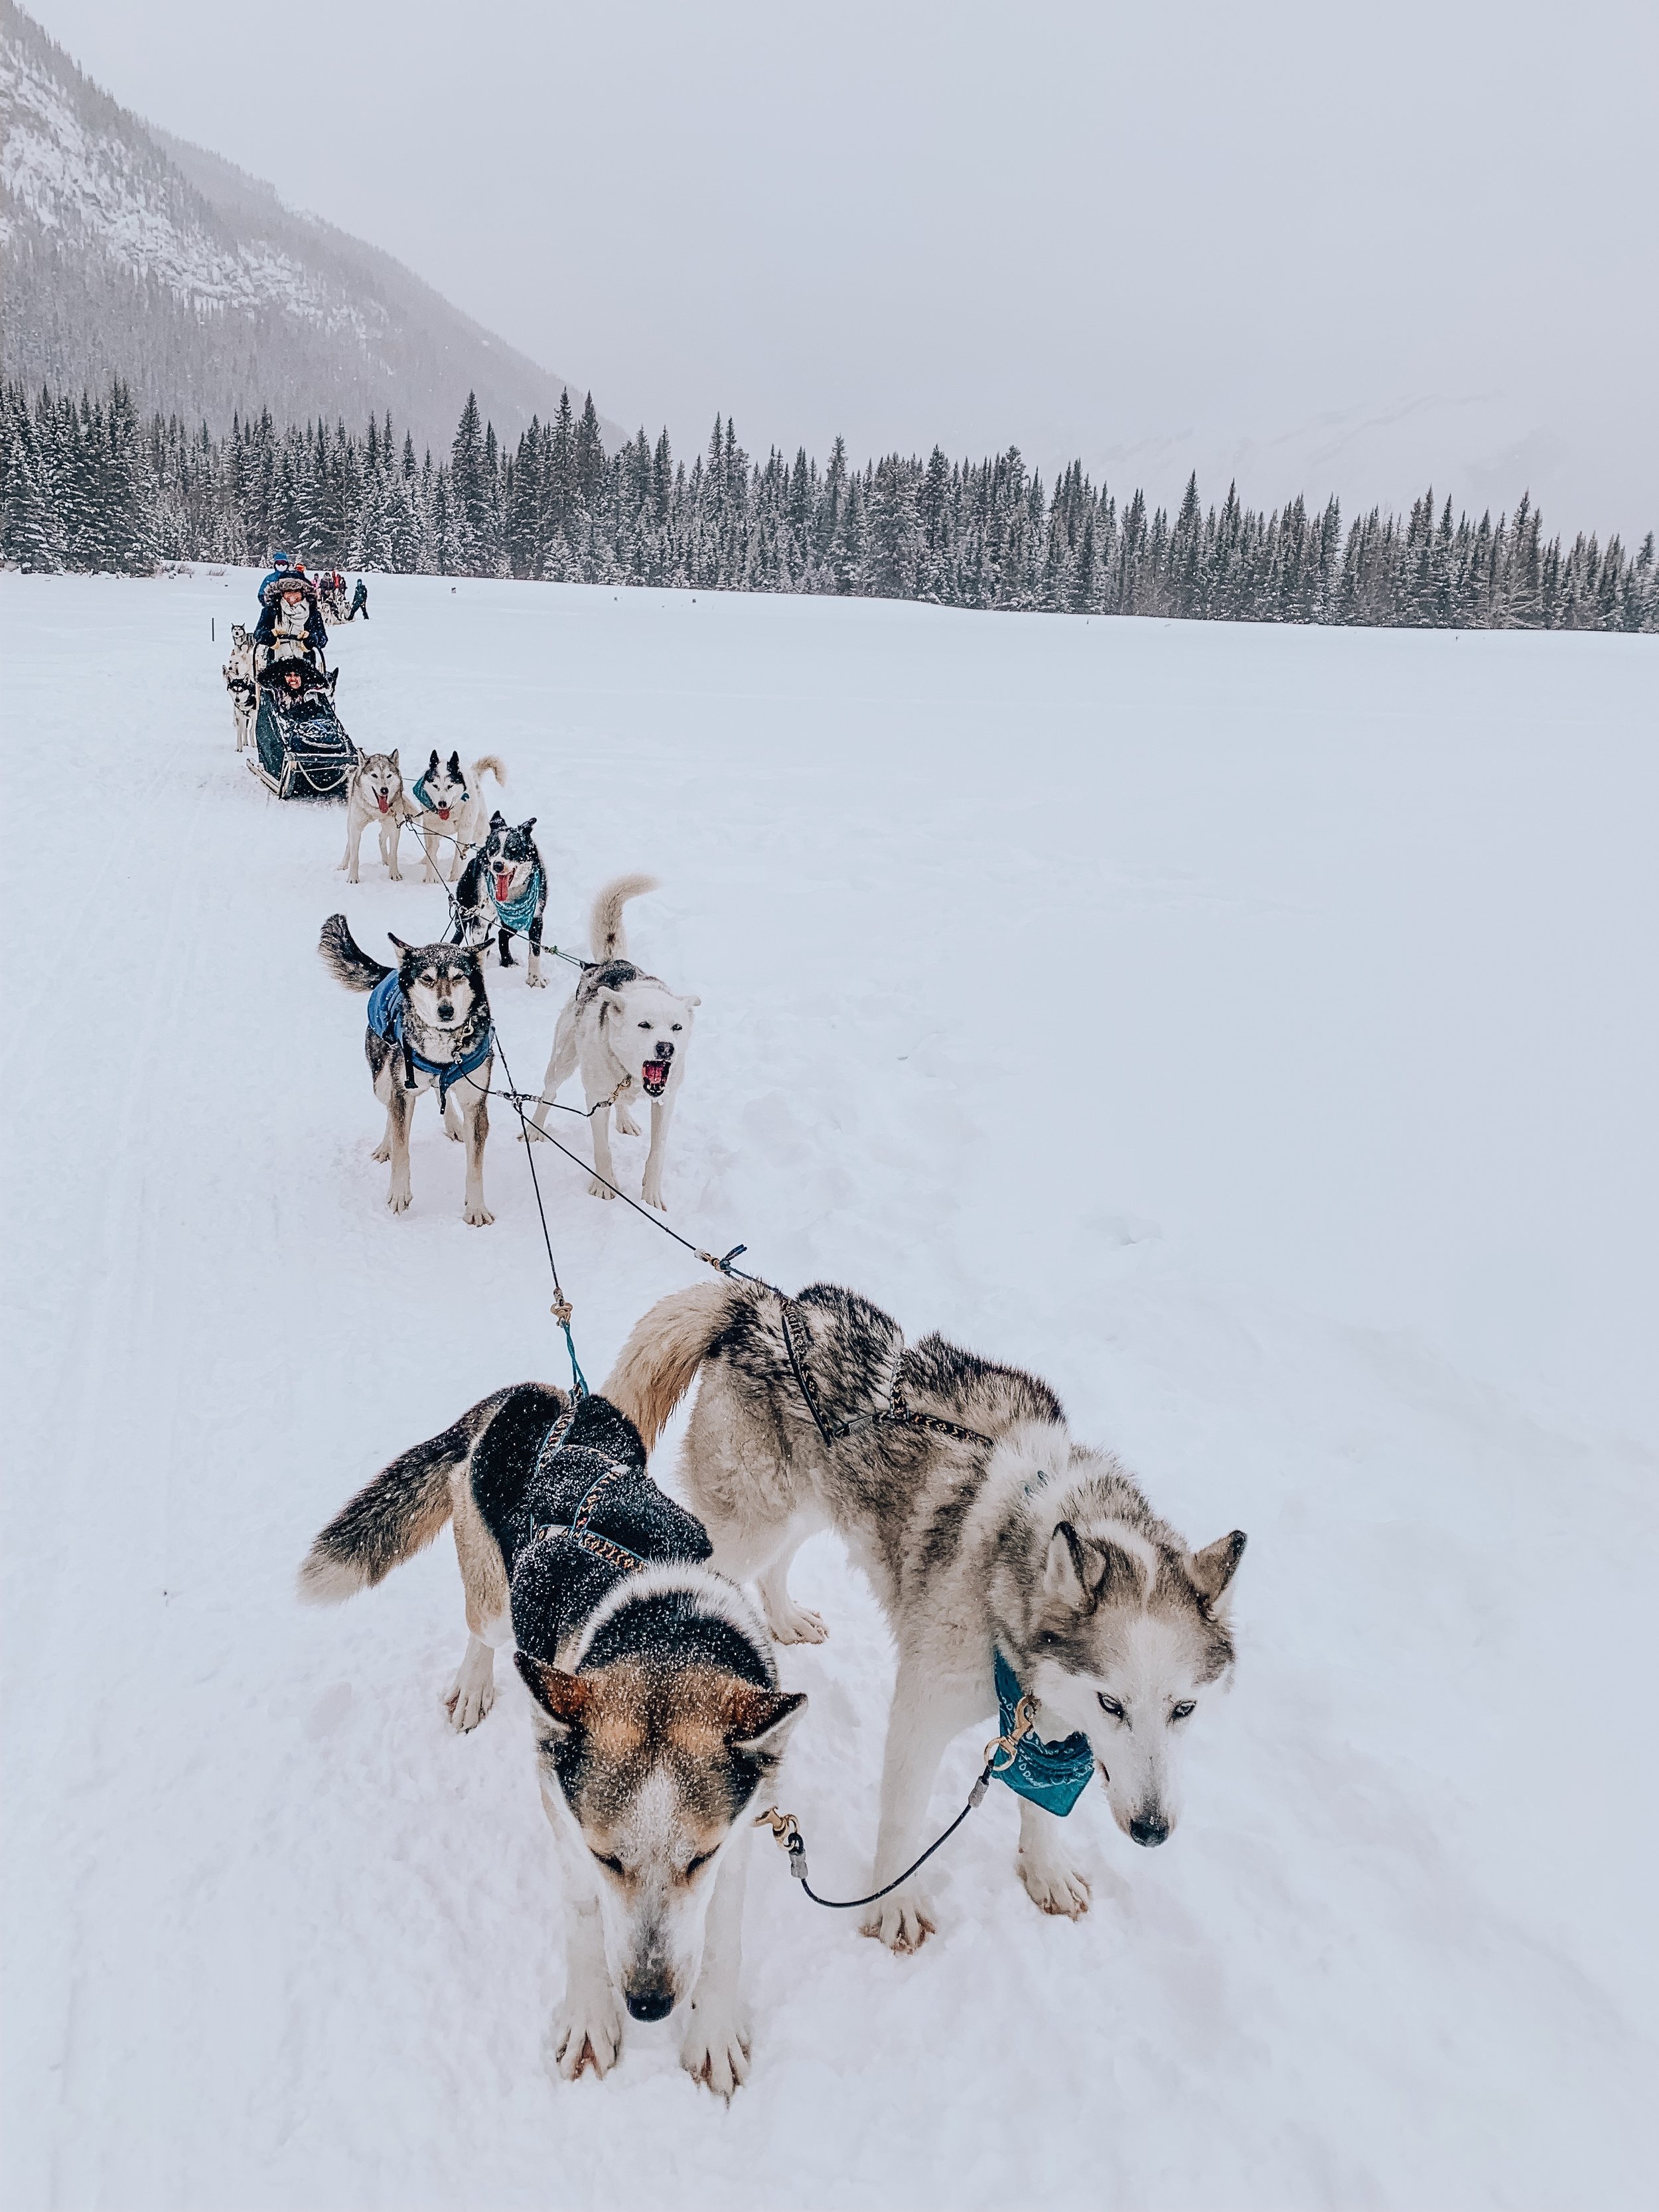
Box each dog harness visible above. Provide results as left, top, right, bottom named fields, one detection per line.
left=488, top=865, right=543, bottom=934
left=366, top=971, right=492, bottom=1106
left=989, top=1650, right=1096, bottom=1816
left=524, top=1405, right=644, bottom=1574
left=776, top=1299, right=996, bottom=1453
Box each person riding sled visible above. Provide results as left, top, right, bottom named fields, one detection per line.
left=254, top=573, right=328, bottom=657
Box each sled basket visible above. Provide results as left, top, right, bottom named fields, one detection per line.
left=250, top=684, right=358, bottom=800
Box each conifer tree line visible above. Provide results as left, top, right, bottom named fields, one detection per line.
left=3, top=376, right=1655, bottom=633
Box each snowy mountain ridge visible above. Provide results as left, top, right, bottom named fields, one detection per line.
left=0, top=0, right=601, bottom=452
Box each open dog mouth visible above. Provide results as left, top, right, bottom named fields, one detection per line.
left=494, top=871, right=515, bottom=903
left=641, top=1059, right=672, bottom=1097
left=437, top=804, right=451, bottom=819
left=376, top=791, right=390, bottom=812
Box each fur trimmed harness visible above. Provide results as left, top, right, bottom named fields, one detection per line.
left=366, top=970, right=492, bottom=1105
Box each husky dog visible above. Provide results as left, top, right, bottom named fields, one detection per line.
left=411, top=751, right=506, bottom=884
left=319, top=915, right=495, bottom=1224
left=298, top=1386, right=806, bottom=2096
left=452, top=812, right=547, bottom=986
left=603, top=1279, right=1246, bottom=1952
left=530, top=875, right=699, bottom=1212
left=340, top=751, right=411, bottom=884
left=223, top=623, right=255, bottom=750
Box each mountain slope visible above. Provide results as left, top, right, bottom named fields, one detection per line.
left=0, top=0, right=603, bottom=451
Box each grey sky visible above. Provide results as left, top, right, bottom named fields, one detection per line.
left=28, top=0, right=1659, bottom=534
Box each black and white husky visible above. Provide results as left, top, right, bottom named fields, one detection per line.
left=340, top=751, right=410, bottom=884
left=319, top=916, right=496, bottom=1224
left=298, top=1387, right=806, bottom=2097
left=451, top=812, right=547, bottom=987
left=409, top=750, right=506, bottom=883
left=530, top=875, right=699, bottom=1211
left=605, top=1280, right=1247, bottom=1952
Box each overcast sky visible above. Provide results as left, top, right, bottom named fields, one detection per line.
left=28, top=0, right=1659, bottom=534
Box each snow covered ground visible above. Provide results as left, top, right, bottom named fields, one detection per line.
left=3, top=570, right=1655, bottom=2211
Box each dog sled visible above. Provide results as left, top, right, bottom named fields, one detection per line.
left=249, top=652, right=358, bottom=799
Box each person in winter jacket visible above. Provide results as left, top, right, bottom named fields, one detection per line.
left=256, top=551, right=294, bottom=601
left=254, top=575, right=328, bottom=656
left=349, top=577, right=369, bottom=621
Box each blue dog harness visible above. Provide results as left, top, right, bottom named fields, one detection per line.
left=991, top=1650, right=1096, bottom=1817
left=489, top=865, right=543, bottom=934
left=366, top=970, right=492, bottom=1105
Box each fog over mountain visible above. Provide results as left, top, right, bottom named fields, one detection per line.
left=0, top=0, right=603, bottom=453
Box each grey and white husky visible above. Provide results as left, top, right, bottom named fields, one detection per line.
left=530, top=875, right=699, bottom=1211
left=298, top=1386, right=806, bottom=2097
left=340, top=750, right=410, bottom=884
left=319, top=915, right=495, bottom=1224
left=605, top=1279, right=1246, bottom=1951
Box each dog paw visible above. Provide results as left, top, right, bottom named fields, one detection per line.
left=463, top=1199, right=495, bottom=1226
left=587, top=1177, right=616, bottom=1201
left=443, top=1659, right=495, bottom=1732
left=526, top=972, right=547, bottom=989
left=551, top=1987, right=624, bottom=2082
left=861, top=1887, right=937, bottom=1954
left=613, top=1107, right=642, bottom=1138
left=680, top=2006, right=752, bottom=2101
left=445, top=1121, right=465, bottom=1143
left=387, top=1184, right=413, bottom=1213
left=1017, top=1852, right=1092, bottom=1919
left=371, top=1141, right=391, bottom=1163
left=763, top=1596, right=829, bottom=1646
left=641, top=1184, right=668, bottom=1213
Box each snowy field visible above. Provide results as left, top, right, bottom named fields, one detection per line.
left=3, top=569, right=1656, bottom=2212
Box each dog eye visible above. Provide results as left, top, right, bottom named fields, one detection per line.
left=638, top=1020, right=652, bottom=1029
left=671, top=1023, right=682, bottom=1032
left=1097, top=1693, right=1125, bottom=1720
left=591, top=1850, right=625, bottom=1877
left=1171, top=1701, right=1196, bottom=1722
left=685, top=1850, right=717, bottom=1878
left=1037, top=1631, right=1060, bottom=1647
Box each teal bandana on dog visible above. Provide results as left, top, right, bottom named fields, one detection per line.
left=992, top=1650, right=1096, bottom=1817
left=489, top=865, right=543, bottom=933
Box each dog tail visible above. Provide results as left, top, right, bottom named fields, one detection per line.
left=319, top=913, right=390, bottom=993
left=470, top=754, right=506, bottom=791
left=588, top=872, right=661, bottom=962
left=297, top=1390, right=512, bottom=1603
left=601, top=1280, right=741, bottom=1452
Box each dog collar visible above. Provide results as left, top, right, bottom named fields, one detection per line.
left=991, top=1651, right=1095, bottom=1817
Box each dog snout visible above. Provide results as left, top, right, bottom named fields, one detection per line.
left=1128, top=1812, right=1170, bottom=1848
left=623, top=1984, right=676, bottom=2022
left=652, top=1039, right=674, bottom=1059
left=436, top=999, right=455, bottom=1022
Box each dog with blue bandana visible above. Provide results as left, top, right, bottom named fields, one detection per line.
left=604, top=1278, right=1247, bottom=1952
left=451, top=810, right=548, bottom=987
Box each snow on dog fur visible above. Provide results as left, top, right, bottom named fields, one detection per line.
left=297, top=1386, right=805, bottom=2098
left=530, top=875, right=699, bottom=1211
left=605, top=1277, right=1246, bottom=1953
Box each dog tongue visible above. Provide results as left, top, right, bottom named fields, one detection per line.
left=376, top=792, right=389, bottom=812
left=495, top=872, right=514, bottom=901
left=437, top=805, right=450, bottom=818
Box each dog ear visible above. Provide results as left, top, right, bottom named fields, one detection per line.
left=721, top=1684, right=807, bottom=1758
left=520, top=818, right=537, bottom=834
left=387, top=933, right=413, bottom=952
left=1189, top=1530, right=1247, bottom=1606
left=427, top=749, right=440, bottom=770
left=516, top=1655, right=592, bottom=1737
left=684, top=995, right=702, bottom=1009
left=489, top=810, right=506, bottom=829
left=597, top=989, right=627, bottom=1018
left=448, top=751, right=462, bottom=776
left=388, top=747, right=399, bottom=767
left=1043, top=1520, right=1108, bottom=1611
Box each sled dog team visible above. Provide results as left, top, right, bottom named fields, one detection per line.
left=304, top=690, right=1248, bottom=2101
